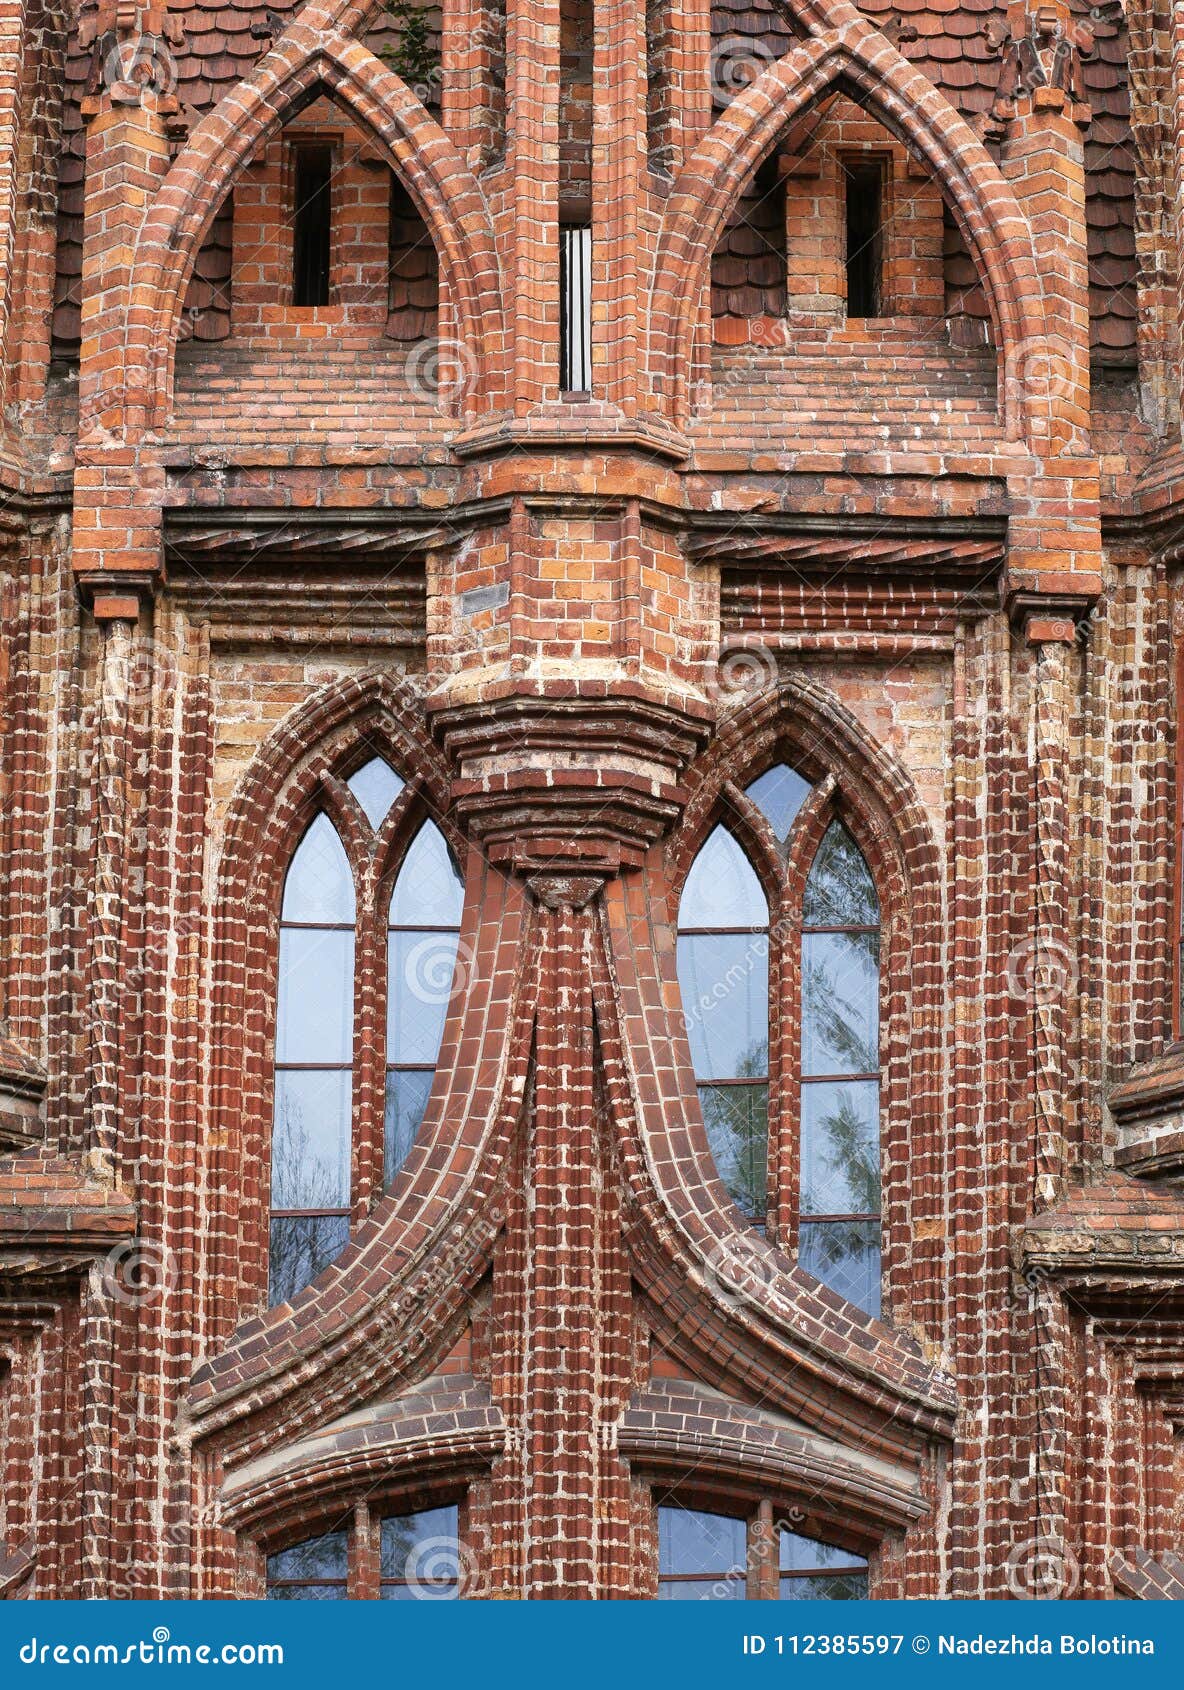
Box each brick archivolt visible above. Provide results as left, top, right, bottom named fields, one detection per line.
left=649, top=11, right=1048, bottom=444
left=125, top=10, right=505, bottom=432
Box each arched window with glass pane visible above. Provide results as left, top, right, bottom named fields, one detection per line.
left=675, top=762, right=883, bottom=1316
left=655, top=1502, right=868, bottom=1599
left=268, top=756, right=464, bottom=1307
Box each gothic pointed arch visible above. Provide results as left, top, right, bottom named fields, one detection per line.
left=579, top=674, right=953, bottom=1458
left=649, top=13, right=1048, bottom=442
left=126, top=14, right=504, bottom=427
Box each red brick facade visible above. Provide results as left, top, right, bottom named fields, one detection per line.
left=0, top=0, right=1181, bottom=1603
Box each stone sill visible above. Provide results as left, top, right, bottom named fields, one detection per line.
left=1110, top=1043, right=1184, bottom=1177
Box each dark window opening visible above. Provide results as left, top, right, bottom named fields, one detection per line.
left=292, top=144, right=333, bottom=308
left=560, top=223, right=592, bottom=393
left=844, top=159, right=884, bottom=320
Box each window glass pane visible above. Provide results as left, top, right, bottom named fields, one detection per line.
left=267, top=1532, right=348, bottom=1584
left=389, top=822, right=464, bottom=928
left=380, top=1506, right=460, bottom=1599
left=677, top=933, right=769, bottom=1080
left=276, top=928, right=355, bottom=1065
left=384, top=1068, right=435, bottom=1186
left=387, top=930, right=457, bottom=1064
left=745, top=764, right=811, bottom=845
left=779, top=1571, right=868, bottom=1599
left=698, top=1085, right=768, bottom=1219
left=657, top=1507, right=747, bottom=1599
left=347, top=757, right=405, bottom=829
left=780, top=1531, right=867, bottom=1572
left=803, top=822, right=878, bottom=928
left=659, top=1578, right=747, bottom=1600
left=268, top=1214, right=349, bottom=1307
left=270, top=1069, right=351, bottom=1210
left=799, top=1217, right=881, bottom=1317
left=801, top=931, right=879, bottom=1075
left=281, top=814, right=355, bottom=924
left=800, top=1081, right=880, bottom=1216
left=678, top=827, right=768, bottom=930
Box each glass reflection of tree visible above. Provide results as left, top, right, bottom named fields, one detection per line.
left=700, top=1035, right=769, bottom=1218
left=269, top=1090, right=348, bottom=1305
left=801, top=946, right=878, bottom=1074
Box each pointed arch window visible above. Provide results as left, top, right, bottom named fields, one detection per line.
left=675, top=763, right=883, bottom=1316
left=268, top=756, right=464, bottom=1307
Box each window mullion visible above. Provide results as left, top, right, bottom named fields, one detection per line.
left=771, top=875, right=800, bottom=1248
left=351, top=859, right=386, bottom=1221
left=748, top=1499, right=778, bottom=1600
left=350, top=1503, right=380, bottom=1601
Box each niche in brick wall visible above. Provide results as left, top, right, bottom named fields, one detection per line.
left=703, top=88, right=1001, bottom=442
left=711, top=97, right=955, bottom=344
left=188, top=89, right=440, bottom=348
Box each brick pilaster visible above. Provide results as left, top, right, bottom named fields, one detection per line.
left=592, top=0, right=646, bottom=411
left=516, top=879, right=633, bottom=1597
left=504, top=0, right=560, bottom=409
left=1025, top=615, right=1076, bottom=1208
left=997, top=1, right=1102, bottom=599
left=0, top=0, right=28, bottom=416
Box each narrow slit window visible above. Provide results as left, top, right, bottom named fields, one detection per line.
left=292, top=143, right=333, bottom=308
left=560, top=224, right=592, bottom=394
left=844, top=159, right=884, bottom=320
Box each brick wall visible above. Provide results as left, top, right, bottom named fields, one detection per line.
left=0, top=0, right=1179, bottom=1607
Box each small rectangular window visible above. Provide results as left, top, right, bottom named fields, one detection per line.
left=844, top=159, right=884, bottom=320
left=292, top=143, right=333, bottom=308
left=559, top=223, right=592, bottom=394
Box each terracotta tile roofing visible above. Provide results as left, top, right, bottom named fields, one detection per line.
left=51, top=0, right=1134, bottom=359
left=852, top=0, right=1135, bottom=361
